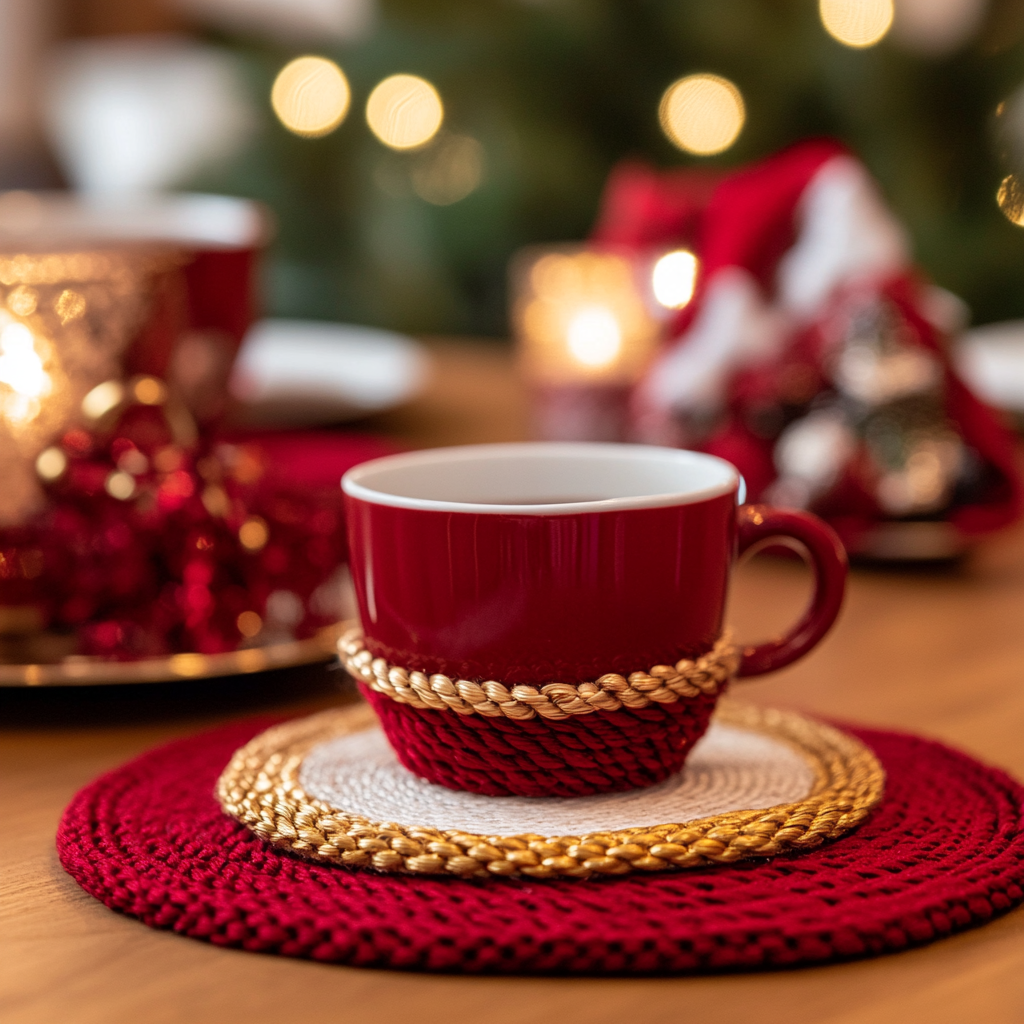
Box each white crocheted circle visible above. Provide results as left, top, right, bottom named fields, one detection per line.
left=299, top=720, right=815, bottom=835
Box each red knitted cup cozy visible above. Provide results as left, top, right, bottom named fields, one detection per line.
left=360, top=682, right=721, bottom=797
left=57, top=715, right=1024, bottom=974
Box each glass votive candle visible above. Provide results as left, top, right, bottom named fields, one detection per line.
left=510, top=244, right=691, bottom=441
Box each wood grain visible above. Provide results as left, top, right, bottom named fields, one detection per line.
left=2, top=339, right=1023, bottom=1024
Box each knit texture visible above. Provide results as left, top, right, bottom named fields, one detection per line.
left=57, top=716, right=1024, bottom=974
left=362, top=682, right=722, bottom=796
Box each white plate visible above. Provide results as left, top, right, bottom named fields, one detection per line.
left=957, top=320, right=1024, bottom=413
left=229, top=319, right=431, bottom=427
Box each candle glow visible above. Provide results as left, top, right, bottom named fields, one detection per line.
left=0, top=321, right=52, bottom=426
left=567, top=306, right=623, bottom=368
left=512, top=247, right=659, bottom=385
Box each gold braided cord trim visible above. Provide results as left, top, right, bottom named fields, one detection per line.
left=217, top=700, right=886, bottom=880
left=337, top=627, right=740, bottom=721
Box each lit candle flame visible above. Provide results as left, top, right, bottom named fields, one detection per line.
left=566, top=306, right=622, bottom=368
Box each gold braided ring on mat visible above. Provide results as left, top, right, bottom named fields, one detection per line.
left=337, top=627, right=740, bottom=721
left=217, top=700, right=885, bottom=880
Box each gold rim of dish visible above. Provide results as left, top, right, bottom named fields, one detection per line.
left=217, top=699, right=886, bottom=880
left=0, top=622, right=345, bottom=687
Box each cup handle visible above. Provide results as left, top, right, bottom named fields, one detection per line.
left=734, top=504, right=848, bottom=678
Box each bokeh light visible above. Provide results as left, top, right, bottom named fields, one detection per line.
left=35, top=447, right=67, bottom=481
left=659, top=75, right=745, bottom=156
left=366, top=74, right=444, bottom=150
left=105, top=470, right=136, bottom=501
left=133, top=376, right=167, bottom=405
left=7, top=286, right=38, bottom=317
left=997, top=174, right=1024, bottom=227
left=239, top=516, right=269, bottom=551
left=271, top=56, right=351, bottom=138
left=411, top=134, right=484, bottom=205
left=819, top=0, right=894, bottom=48
left=236, top=610, right=263, bottom=638
left=82, top=380, right=124, bottom=420
left=652, top=250, right=699, bottom=309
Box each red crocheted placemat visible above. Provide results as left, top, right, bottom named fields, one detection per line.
left=56, top=716, right=1024, bottom=974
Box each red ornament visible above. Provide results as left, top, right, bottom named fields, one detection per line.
left=0, top=380, right=394, bottom=660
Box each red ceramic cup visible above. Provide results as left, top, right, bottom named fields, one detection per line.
left=342, top=443, right=846, bottom=797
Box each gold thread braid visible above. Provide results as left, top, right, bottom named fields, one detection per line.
left=337, top=627, right=740, bottom=721
left=217, top=700, right=886, bottom=880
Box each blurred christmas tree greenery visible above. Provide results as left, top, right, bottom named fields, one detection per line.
left=191, top=0, right=1024, bottom=336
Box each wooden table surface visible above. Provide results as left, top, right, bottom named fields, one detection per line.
left=3, top=339, right=1023, bottom=1024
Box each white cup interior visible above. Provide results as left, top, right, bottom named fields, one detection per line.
left=342, top=443, right=741, bottom=515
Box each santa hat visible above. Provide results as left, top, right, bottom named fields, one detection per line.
left=589, top=160, right=720, bottom=251
left=612, top=140, right=1021, bottom=550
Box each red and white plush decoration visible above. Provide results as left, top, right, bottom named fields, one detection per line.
left=619, top=141, right=1022, bottom=553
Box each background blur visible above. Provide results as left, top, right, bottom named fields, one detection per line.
left=2, top=0, right=1023, bottom=337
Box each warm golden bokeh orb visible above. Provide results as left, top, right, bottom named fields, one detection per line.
left=652, top=250, right=699, bottom=309
left=104, top=470, right=136, bottom=501
left=35, top=447, right=67, bottom=481
left=366, top=74, right=444, bottom=150
left=81, top=380, right=124, bottom=420
left=236, top=610, right=263, bottom=638
left=132, top=376, right=167, bottom=405
left=239, top=516, right=270, bottom=552
left=272, top=56, right=351, bottom=138
left=7, top=286, right=38, bottom=317
left=659, top=74, right=745, bottom=156
left=819, top=0, right=894, bottom=48
left=411, top=134, right=484, bottom=205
